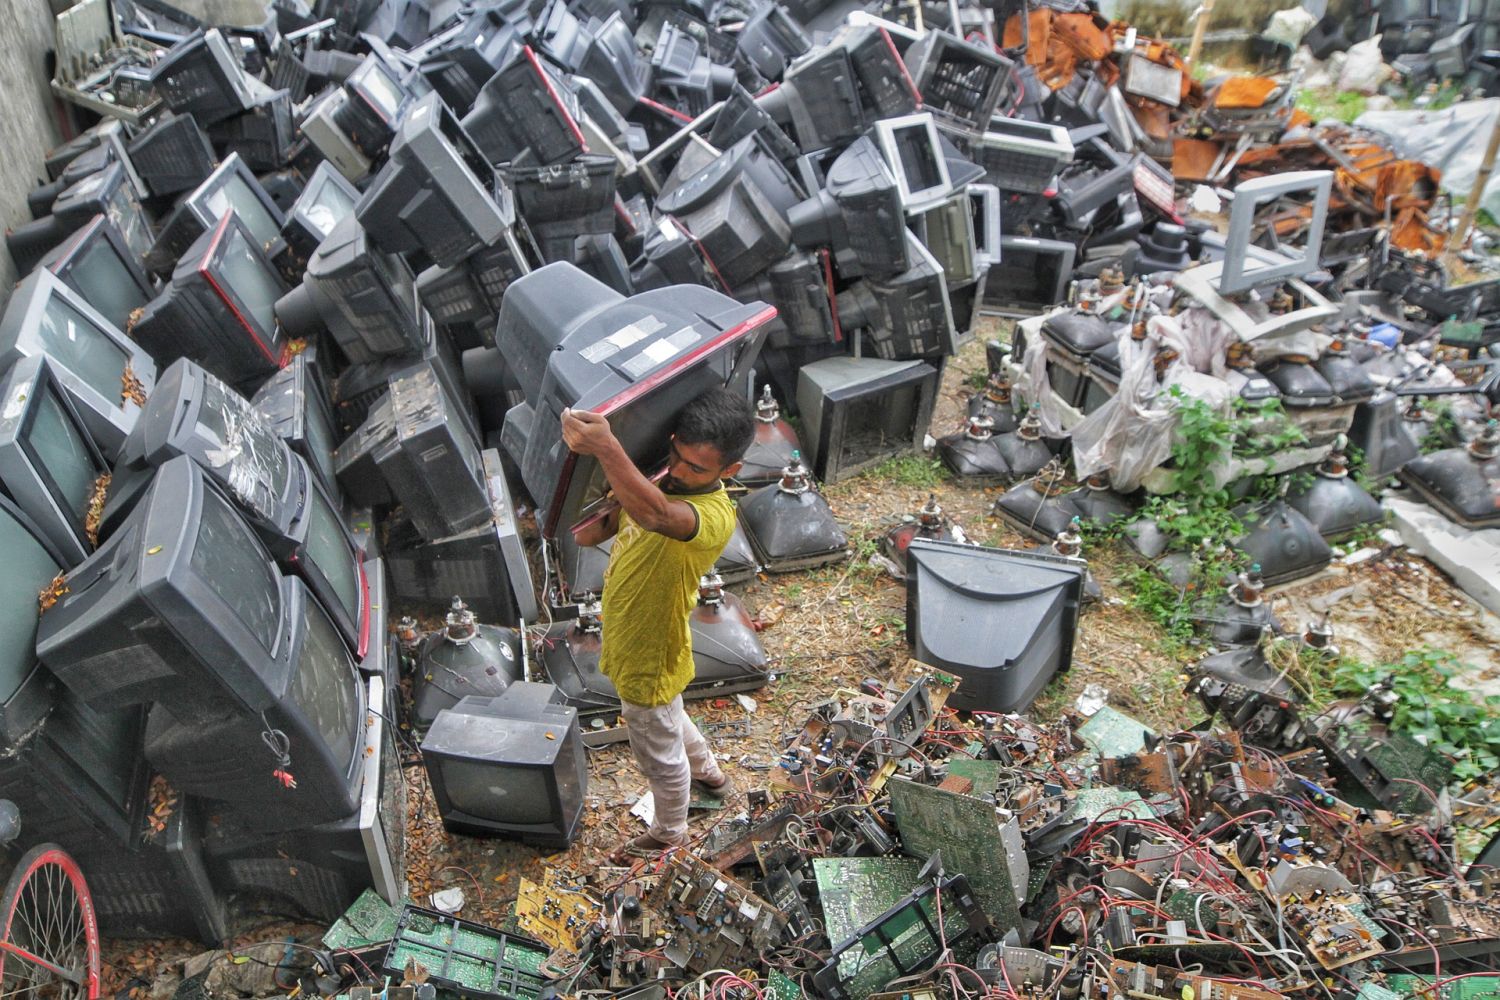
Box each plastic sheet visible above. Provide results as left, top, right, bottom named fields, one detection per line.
left=1357, top=97, right=1500, bottom=219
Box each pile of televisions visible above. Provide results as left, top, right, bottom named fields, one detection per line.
left=0, top=0, right=1140, bottom=947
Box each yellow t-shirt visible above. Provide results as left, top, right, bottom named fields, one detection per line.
left=598, top=486, right=737, bottom=707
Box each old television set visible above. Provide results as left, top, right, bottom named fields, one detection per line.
left=836, top=235, right=956, bottom=360
left=275, top=215, right=426, bottom=365
left=150, top=28, right=259, bottom=125
left=299, top=88, right=374, bottom=184
left=252, top=352, right=342, bottom=500
left=874, top=113, right=953, bottom=211
left=788, top=137, right=908, bottom=280
left=146, top=153, right=285, bottom=275
left=126, top=112, right=218, bottom=199
left=202, top=673, right=406, bottom=919
left=982, top=236, right=1075, bottom=315
left=0, top=270, right=158, bottom=453
left=273, top=162, right=361, bottom=279
left=140, top=572, right=367, bottom=831
left=111, top=360, right=368, bottom=655
left=335, top=54, right=411, bottom=157
left=420, top=682, right=588, bottom=847
left=133, top=213, right=290, bottom=391
left=355, top=91, right=512, bottom=268
left=494, top=262, right=772, bottom=539
left=905, top=538, right=1084, bottom=713
left=462, top=45, right=589, bottom=167
left=40, top=215, right=155, bottom=333
left=796, top=355, right=939, bottom=483
left=50, top=161, right=155, bottom=266
left=0, top=356, right=110, bottom=567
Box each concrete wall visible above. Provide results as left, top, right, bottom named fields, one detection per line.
left=0, top=0, right=66, bottom=312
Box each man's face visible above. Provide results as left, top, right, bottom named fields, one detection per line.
left=663, top=436, right=740, bottom=493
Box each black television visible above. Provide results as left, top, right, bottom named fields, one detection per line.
left=40, top=214, right=155, bottom=334
left=50, top=160, right=155, bottom=265
left=795, top=356, right=940, bottom=483
left=251, top=352, right=343, bottom=501
left=983, top=237, right=1075, bottom=315
left=126, top=111, right=218, bottom=199
left=835, top=234, right=956, bottom=360
left=0, top=495, right=75, bottom=745
left=113, top=360, right=369, bottom=655
left=420, top=682, right=588, bottom=847
left=905, top=538, right=1085, bottom=713
left=462, top=45, right=589, bottom=167
left=140, top=572, right=368, bottom=832
left=133, top=212, right=291, bottom=391
left=495, top=262, right=772, bottom=539
left=272, top=161, right=361, bottom=282
left=355, top=91, right=513, bottom=269
left=0, top=269, right=158, bottom=453
left=149, top=28, right=259, bottom=125
left=146, top=153, right=285, bottom=276
left=0, top=355, right=110, bottom=567
left=334, top=54, right=410, bottom=157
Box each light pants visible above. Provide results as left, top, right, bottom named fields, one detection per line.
left=620, top=695, right=723, bottom=844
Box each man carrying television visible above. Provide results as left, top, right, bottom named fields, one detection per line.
left=561, top=388, right=756, bottom=861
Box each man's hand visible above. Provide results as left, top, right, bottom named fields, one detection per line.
left=561, top=408, right=618, bottom=458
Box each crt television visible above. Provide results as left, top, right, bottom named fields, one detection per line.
left=273, top=162, right=361, bottom=280
left=141, top=573, right=368, bottom=832
left=420, top=682, right=588, bottom=848
left=40, top=214, right=155, bottom=334
left=146, top=153, right=285, bottom=275
left=796, top=356, right=939, bottom=483
left=0, top=355, right=110, bottom=567
left=251, top=352, right=343, bottom=502
left=0, top=270, right=158, bottom=454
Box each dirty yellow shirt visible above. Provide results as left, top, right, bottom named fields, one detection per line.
left=598, top=486, right=737, bottom=707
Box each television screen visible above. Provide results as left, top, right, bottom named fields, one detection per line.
left=290, top=588, right=362, bottom=774
left=295, top=167, right=359, bottom=245
left=19, top=377, right=105, bottom=558
left=251, top=354, right=341, bottom=500
left=190, top=480, right=286, bottom=660
left=44, top=215, right=153, bottom=333
left=37, top=290, right=133, bottom=402
left=217, top=224, right=284, bottom=341
left=796, top=356, right=939, bottom=483
left=440, top=759, right=555, bottom=825
left=294, top=473, right=367, bottom=655
left=876, top=114, right=951, bottom=209
left=0, top=498, right=65, bottom=742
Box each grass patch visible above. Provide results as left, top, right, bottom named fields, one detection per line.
left=1295, top=88, right=1367, bottom=124
left=864, top=454, right=948, bottom=489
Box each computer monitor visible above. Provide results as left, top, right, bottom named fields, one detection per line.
left=251, top=352, right=342, bottom=501
left=141, top=573, right=367, bottom=832
left=146, top=153, right=285, bottom=276
left=420, top=682, right=588, bottom=847
left=273, top=162, right=362, bottom=281
left=494, top=262, right=772, bottom=538
left=905, top=539, right=1085, bottom=713
left=40, top=214, right=155, bottom=337
left=202, top=672, right=406, bottom=918
left=36, top=455, right=298, bottom=718
left=0, top=270, right=158, bottom=454
left=796, top=355, right=939, bottom=483
left=874, top=113, right=953, bottom=210
left=355, top=91, right=512, bottom=269
left=909, top=191, right=978, bottom=286
left=335, top=54, right=410, bottom=157
left=133, top=212, right=291, bottom=391
left=126, top=112, right=218, bottom=199
left=902, top=30, right=1010, bottom=132
left=0, top=356, right=110, bottom=567
left=149, top=28, right=258, bottom=125
left=275, top=215, right=426, bottom=366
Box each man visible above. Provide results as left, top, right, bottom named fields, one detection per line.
left=560, top=387, right=756, bottom=860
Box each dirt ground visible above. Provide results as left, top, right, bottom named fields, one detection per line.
left=101, top=316, right=1500, bottom=996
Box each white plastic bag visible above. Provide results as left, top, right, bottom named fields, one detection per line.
left=1337, top=36, right=1391, bottom=94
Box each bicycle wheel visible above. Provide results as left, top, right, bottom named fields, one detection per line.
left=0, top=845, right=100, bottom=1000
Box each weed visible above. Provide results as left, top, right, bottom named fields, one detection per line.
left=866, top=454, right=948, bottom=489
left=1295, top=88, right=1368, bottom=124
left=966, top=369, right=989, bottom=392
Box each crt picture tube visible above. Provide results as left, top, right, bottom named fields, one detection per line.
left=442, top=758, right=554, bottom=825
left=191, top=485, right=284, bottom=657
left=28, top=387, right=100, bottom=521
left=0, top=510, right=61, bottom=701
left=290, top=601, right=360, bottom=774
left=38, top=295, right=130, bottom=400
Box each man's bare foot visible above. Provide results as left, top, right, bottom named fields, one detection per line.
left=609, top=833, right=681, bottom=864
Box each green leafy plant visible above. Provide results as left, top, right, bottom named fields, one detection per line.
left=866, top=454, right=948, bottom=489
left=1327, top=649, right=1500, bottom=783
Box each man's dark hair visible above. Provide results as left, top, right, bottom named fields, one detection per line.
left=675, top=386, right=756, bottom=466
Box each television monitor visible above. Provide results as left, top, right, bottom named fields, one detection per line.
left=132, top=212, right=291, bottom=391
left=379, top=362, right=491, bottom=541
left=0, top=495, right=70, bottom=744
left=40, top=214, right=155, bottom=336
left=756, top=45, right=863, bottom=151
left=35, top=455, right=299, bottom=718
left=202, top=672, right=406, bottom=918
left=420, top=682, right=588, bottom=847
left=874, top=113, right=953, bottom=211
left=252, top=352, right=343, bottom=501
left=335, top=54, right=410, bottom=157
left=0, top=356, right=111, bottom=567
left=836, top=235, right=956, bottom=360
left=355, top=91, right=512, bottom=269
left=275, top=215, right=426, bottom=366
left=299, top=88, right=374, bottom=184
left=415, top=10, right=523, bottom=113
left=905, top=538, right=1084, bottom=713
left=146, top=153, right=286, bottom=276
left=494, top=262, right=772, bottom=539
left=787, top=136, right=909, bottom=280
left=796, top=356, right=939, bottom=483
left=982, top=236, right=1075, bottom=315
left=0, top=270, right=158, bottom=454
left=141, top=573, right=367, bottom=832
left=462, top=46, right=588, bottom=167
left=207, top=87, right=295, bottom=173
left=126, top=112, right=218, bottom=199
left=902, top=30, right=1009, bottom=132
left=149, top=28, right=258, bottom=125
left=273, top=162, right=362, bottom=280
left=1218, top=170, right=1333, bottom=295
left=50, top=161, right=155, bottom=265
